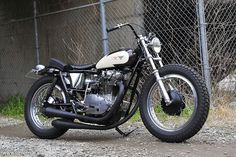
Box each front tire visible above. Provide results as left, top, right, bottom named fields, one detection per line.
left=25, top=76, right=69, bottom=139
left=140, top=64, right=210, bottom=142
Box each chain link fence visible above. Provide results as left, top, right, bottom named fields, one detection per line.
left=35, top=0, right=103, bottom=65
left=204, top=0, right=236, bottom=105
left=205, top=0, right=236, bottom=82
left=106, top=0, right=202, bottom=72
left=35, top=0, right=203, bottom=73
left=0, top=0, right=235, bottom=104
left=105, top=0, right=203, bottom=89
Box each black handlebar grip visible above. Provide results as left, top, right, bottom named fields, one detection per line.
left=107, top=26, right=119, bottom=32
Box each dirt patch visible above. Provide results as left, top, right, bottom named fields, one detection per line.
left=0, top=116, right=23, bottom=128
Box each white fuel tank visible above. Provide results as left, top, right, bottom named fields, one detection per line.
left=96, top=50, right=129, bottom=69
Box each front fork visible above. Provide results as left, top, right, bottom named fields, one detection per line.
left=140, top=38, right=171, bottom=105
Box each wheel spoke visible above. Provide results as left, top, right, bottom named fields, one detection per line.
left=30, top=84, right=66, bottom=129
left=147, top=74, right=197, bottom=132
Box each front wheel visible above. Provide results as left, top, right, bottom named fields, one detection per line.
left=140, top=64, right=210, bottom=142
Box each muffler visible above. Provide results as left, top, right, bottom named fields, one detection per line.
left=52, top=119, right=107, bottom=130
left=42, top=107, right=77, bottom=119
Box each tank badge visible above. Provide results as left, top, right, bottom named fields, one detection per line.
left=114, top=56, right=124, bottom=60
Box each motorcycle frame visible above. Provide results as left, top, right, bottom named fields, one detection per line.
left=42, top=55, right=144, bottom=129
left=41, top=23, right=172, bottom=129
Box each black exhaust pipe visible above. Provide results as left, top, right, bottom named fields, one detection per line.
left=52, top=119, right=107, bottom=130
left=52, top=93, right=140, bottom=130
left=43, top=81, right=124, bottom=124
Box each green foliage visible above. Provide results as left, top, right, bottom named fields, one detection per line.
left=130, top=110, right=141, bottom=123
left=130, top=104, right=193, bottom=124
left=0, top=95, right=25, bottom=119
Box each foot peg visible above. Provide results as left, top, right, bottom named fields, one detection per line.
left=115, top=127, right=137, bottom=137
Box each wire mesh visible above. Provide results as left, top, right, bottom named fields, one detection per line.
left=36, top=0, right=201, bottom=72
left=105, top=0, right=202, bottom=88
left=106, top=0, right=201, bottom=73
left=0, top=0, right=235, bottom=100
left=205, top=0, right=236, bottom=84
left=36, top=0, right=103, bottom=65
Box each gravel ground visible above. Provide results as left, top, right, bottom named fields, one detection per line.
left=0, top=116, right=236, bottom=157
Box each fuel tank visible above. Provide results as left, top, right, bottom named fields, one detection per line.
left=96, top=49, right=137, bottom=69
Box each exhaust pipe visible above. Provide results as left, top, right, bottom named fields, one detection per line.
left=52, top=92, right=140, bottom=130
left=43, top=107, right=78, bottom=119
left=52, top=119, right=107, bottom=130
left=43, top=81, right=124, bottom=124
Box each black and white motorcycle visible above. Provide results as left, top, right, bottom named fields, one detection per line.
left=25, top=23, right=209, bottom=142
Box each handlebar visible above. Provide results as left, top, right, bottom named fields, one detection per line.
left=106, top=26, right=120, bottom=32
left=107, top=23, right=139, bottom=39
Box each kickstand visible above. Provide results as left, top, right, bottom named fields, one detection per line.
left=115, top=127, right=137, bottom=137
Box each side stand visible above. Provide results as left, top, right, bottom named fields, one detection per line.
left=115, top=127, right=137, bottom=137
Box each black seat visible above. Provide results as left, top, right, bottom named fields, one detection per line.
left=49, top=58, right=95, bottom=71
left=69, top=64, right=96, bottom=70
left=49, top=58, right=67, bottom=71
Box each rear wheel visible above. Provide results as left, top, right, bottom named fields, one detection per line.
left=140, top=64, right=210, bottom=142
left=25, top=76, right=69, bottom=139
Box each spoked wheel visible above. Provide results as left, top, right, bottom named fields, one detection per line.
left=140, top=64, right=210, bottom=142
left=25, top=76, right=69, bottom=139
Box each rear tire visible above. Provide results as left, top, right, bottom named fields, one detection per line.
left=140, top=64, right=210, bottom=142
left=25, top=76, right=69, bottom=139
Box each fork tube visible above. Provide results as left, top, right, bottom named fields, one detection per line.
left=156, top=54, right=164, bottom=67
left=140, top=38, right=171, bottom=104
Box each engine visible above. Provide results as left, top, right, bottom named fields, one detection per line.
left=64, top=70, right=130, bottom=115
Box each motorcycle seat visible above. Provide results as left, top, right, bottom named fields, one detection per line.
left=49, top=58, right=67, bottom=71
left=49, top=58, right=95, bottom=71
left=69, top=64, right=96, bottom=70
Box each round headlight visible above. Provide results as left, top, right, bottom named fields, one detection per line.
left=150, top=37, right=162, bottom=53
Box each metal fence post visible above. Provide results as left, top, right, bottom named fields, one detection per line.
left=198, top=0, right=211, bottom=95
left=100, top=0, right=109, bottom=55
left=33, top=0, right=40, bottom=64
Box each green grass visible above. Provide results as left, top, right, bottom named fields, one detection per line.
left=130, top=103, right=194, bottom=124
left=0, top=95, right=25, bottom=119
left=130, top=110, right=141, bottom=123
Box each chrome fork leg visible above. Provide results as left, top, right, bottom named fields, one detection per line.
left=153, top=70, right=171, bottom=104
left=149, top=58, right=171, bottom=105
left=140, top=37, right=171, bottom=104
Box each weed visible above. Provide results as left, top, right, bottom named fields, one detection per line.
left=130, top=110, right=141, bottom=123
left=0, top=95, right=25, bottom=119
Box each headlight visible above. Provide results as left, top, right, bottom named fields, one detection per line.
left=150, top=37, right=162, bottom=53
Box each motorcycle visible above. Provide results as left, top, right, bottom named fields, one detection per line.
left=25, top=23, right=210, bottom=142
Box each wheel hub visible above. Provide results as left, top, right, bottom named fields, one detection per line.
left=161, top=90, right=185, bottom=116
